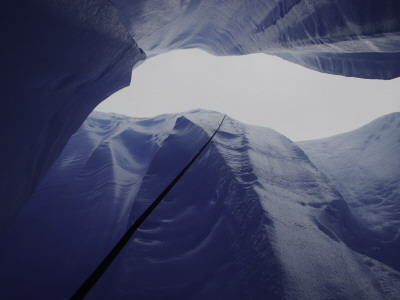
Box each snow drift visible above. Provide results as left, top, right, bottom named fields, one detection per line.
left=298, top=112, right=400, bottom=272
left=1, top=1, right=400, bottom=232
left=1, top=110, right=399, bottom=299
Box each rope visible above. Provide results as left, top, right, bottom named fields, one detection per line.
left=71, top=114, right=226, bottom=299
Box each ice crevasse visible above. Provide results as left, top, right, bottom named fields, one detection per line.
left=1, top=0, right=400, bottom=230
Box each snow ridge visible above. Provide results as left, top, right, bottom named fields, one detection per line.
left=1, top=110, right=399, bottom=299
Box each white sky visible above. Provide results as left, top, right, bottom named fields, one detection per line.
left=96, top=49, right=400, bottom=141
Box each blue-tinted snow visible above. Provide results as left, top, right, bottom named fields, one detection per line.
left=298, top=112, right=400, bottom=272
left=112, top=0, right=400, bottom=78
left=0, top=0, right=145, bottom=234
left=2, top=0, right=400, bottom=233
left=1, top=110, right=399, bottom=299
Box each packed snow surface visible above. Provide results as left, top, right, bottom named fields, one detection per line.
left=1, top=110, right=399, bottom=299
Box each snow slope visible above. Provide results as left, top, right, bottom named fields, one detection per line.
left=1, top=110, right=399, bottom=299
left=1, top=0, right=399, bottom=233
left=298, top=112, right=400, bottom=271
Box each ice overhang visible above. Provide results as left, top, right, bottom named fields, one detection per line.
left=0, top=0, right=399, bottom=233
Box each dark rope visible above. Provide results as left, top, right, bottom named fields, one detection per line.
left=71, top=114, right=226, bottom=299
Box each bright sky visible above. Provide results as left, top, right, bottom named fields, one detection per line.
left=95, top=49, right=400, bottom=141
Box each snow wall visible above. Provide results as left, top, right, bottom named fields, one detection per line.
left=1, top=110, right=399, bottom=299
left=1, top=0, right=400, bottom=233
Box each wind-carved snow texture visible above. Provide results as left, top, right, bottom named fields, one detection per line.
left=1, top=110, right=400, bottom=299
left=298, top=112, right=400, bottom=273
left=2, top=0, right=400, bottom=234
left=112, top=0, right=400, bottom=78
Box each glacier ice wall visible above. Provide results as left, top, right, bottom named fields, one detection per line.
left=1, top=0, right=400, bottom=233
left=1, top=110, right=399, bottom=299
